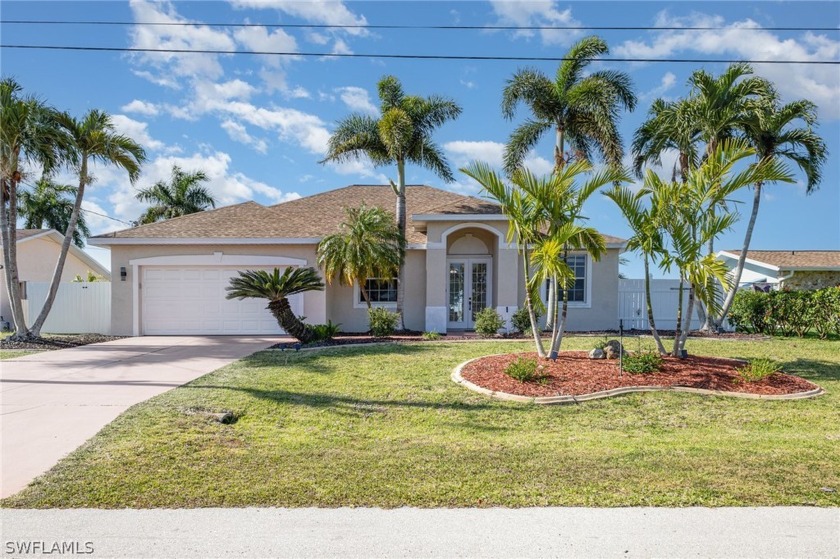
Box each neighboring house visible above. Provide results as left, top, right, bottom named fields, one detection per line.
left=0, top=229, right=111, bottom=325
left=717, top=250, right=840, bottom=291
left=89, top=185, right=626, bottom=336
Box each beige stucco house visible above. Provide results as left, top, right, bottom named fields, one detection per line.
left=89, top=185, right=626, bottom=336
left=718, top=250, right=840, bottom=291
left=1, top=229, right=111, bottom=326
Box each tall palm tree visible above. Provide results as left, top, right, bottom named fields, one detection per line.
left=632, top=97, right=701, bottom=183
left=501, top=35, right=637, bottom=175
left=0, top=78, right=69, bottom=339
left=317, top=205, right=405, bottom=309
left=604, top=183, right=668, bottom=354
left=18, top=178, right=91, bottom=247
left=136, top=165, right=215, bottom=224
left=226, top=267, right=325, bottom=343
left=715, top=93, right=827, bottom=328
left=321, top=75, right=461, bottom=330
left=28, top=109, right=146, bottom=338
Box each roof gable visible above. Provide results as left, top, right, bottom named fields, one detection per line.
left=720, top=250, right=840, bottom=270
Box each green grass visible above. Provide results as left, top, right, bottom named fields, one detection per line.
left=0, top=349, right=42, bottom=360
left=3, top=336, right=838, bottom=508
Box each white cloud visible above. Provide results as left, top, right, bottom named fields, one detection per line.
left=110, top=115, right=164, bottom=151
left=615, top=11, right=840, bottom=119
left=221, top=101, right=332, bottom=154
left=444, top=140, right=553, bottom=175
left=488, top=1, right=581, bottom=45
left=121, top=99, right=160, bottom=116
left=335, top=86, right=378, bottom=114
left=327, top=158, right=389, bottom=184
left=221, top=120, right=269, bottom=153
left=641, top=71, right=677, bottom=100
left=233, top=25, right=298, bottom=55
left=229, top=0, right=368, bottom=35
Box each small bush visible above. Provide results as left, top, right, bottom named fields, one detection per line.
left=728, top=290, right=769, bottom=333
left=422, top=330, right=441, bottom=341
left=474, top=307, right=504, bottom=337
left=368, top=307, right=400, bottom=337
left=504, top=357, right=542, bottom=382
left=728, top=287, right=840, bottom=337
left=510, top=306, right=540, bottom=334
left=621, top=351, right=663, bottom=374
left=737, top=358, right=779, bottom=383
left=310, top=320, right=341, bottom=342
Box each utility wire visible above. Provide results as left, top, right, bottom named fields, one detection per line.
left=2, top=44, right=837, bottom=64
left=2, top=20, right=839, bottom=32
left=17, top=180, right=134, bottom=226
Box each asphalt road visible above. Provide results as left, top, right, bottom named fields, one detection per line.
left=1, top=507, right=837, bottom=558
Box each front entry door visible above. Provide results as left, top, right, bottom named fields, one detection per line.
left=447, top=258, right=492, bottom=330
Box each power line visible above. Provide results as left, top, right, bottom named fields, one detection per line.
left=16, top=180, right=134, bottom=226
left=2, top=44, right=837, bottom=65
left=2, top=19, right=838, bottom=32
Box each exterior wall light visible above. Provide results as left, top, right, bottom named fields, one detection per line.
left=120, top=267, right=127, bottom=281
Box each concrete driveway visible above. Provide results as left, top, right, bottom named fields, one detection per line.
left=0, top=336, right=278, bottom=498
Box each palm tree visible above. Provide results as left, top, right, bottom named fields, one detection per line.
left=226, top=267, right=325, bottom=343
left=321, top=75, right=461, bottom=330
left=632, top=97, right=701, bottom=183
left=715, top=92, right=827, bottom=328
left=604, top=183, right=668, bottom=354
left=18, top=178, right=91, bottom=248
left=0, top=78, right=69, bottom=339
left=136, top=165, right=215, bottom=224
left=28, top=109, right=146, bottom=338
left=317, top=205, right=405, bottom=309
left=501, top=35, right=637, bottom=175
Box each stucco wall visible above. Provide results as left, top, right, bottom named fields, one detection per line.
left=781, top=270, right=840, bottom=290
left=1, top=237, right=96, bottom=324
left=108, top=244, right=326, bottom=336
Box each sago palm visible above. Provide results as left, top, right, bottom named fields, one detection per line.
left=28, top=109, right=146, bottom=337
left=18, top=178, right=91, bottom=247
left=321, top=75, right=461, bottom=330
left=501, top=35, right=636, bottom=174
left=226, top=267, right=325, bottom=343
left=136, top=165, right=215, bottom=224
left=317, top=205, right=405, bottom=309
left=716, top=92, right=827, bottom=328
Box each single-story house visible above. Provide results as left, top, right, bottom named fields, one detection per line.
left=89, top=184, right=626, bottom=336
left=717, top=250, right=840, bottom=291
left=0, top=229, right=111, bottom=325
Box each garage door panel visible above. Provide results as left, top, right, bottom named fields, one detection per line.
left=142, top=266, right=292, bottom=335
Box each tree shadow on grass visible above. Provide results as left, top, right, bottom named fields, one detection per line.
left=239, top=342, right=438, bottom=372
left=776, top=358, right=840, bottom=383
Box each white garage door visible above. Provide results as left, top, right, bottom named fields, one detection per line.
left=141, top=267, right=303, bottom=335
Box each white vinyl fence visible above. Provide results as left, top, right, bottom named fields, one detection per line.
left=619, top=279, right=702, bottom=331
left=23, top=282, right=111, bottom=334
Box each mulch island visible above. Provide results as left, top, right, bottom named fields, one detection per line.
left=460, top=351, right=820, bottom=398
left=0, top=334, right=124, bottom=351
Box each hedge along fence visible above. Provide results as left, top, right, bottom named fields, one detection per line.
left=728, top=287, right=840, bottom=338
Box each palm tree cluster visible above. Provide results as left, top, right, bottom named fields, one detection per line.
left=1, top=78, right=146, bottom=340
left=135, top=165, right=216, bottom=225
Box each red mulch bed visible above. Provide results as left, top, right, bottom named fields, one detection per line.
left=460, top=351, right=820, bottom=397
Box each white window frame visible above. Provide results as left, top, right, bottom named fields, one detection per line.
left=542, top=253, right=593, bottom=309
left=353, top=277, right=399, bottom=309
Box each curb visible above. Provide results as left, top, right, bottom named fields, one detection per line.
left=451, top=355, right=825, bottom=405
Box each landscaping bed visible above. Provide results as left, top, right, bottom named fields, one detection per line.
left=460, top=351, right=820, bottom=398
left=0, top=334, right=124, bottom=351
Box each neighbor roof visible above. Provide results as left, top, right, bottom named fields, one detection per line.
left=4, top=229, right=111, bottom=278
left=721, top=250, right=840, bottom=271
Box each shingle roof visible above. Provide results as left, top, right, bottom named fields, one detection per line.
left=16, top=229, right=50, bottom=240
left=727, top=250, right=840, bottom=270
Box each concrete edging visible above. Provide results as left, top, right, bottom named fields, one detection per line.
left=451, top=354, right=825, bottom=405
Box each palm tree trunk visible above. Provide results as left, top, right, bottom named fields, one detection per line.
left=644, top=255, right=667, bottom=355
left=268, top=298, right=314, bottom=343
left=717, top=181, right=762, bottom=328
left=700, top=237, right=715, bottom=332
left=1, top=166, right=31, bottom=340
left=546, top=125, right=565, bottom=331
left=360, top=282, right=372, bottom=309
left=672, top=276, right=684, bottom=356
left=549, top=282, right=569, bottom=358
left=546, top=276, right=557, bottom=330
left=521, top=248, right=546, bottom=358
left=678, top=284, right=695, bottom=356
left=394, top=159, right=407, bottom=331
left=30, top=156, right=87, bottom=336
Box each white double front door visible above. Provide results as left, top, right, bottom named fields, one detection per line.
left=447, top=257, right=492, bottom=330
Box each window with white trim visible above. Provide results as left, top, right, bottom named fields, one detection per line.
left=545, top=254, right=587, bottom=303
left=359, top=278, right=398, bottom=304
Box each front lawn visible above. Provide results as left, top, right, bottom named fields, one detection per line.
left=3, top=336, right=838, bottom=508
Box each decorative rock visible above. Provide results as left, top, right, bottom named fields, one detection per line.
left=588, top=348, right=605, bottom=359
left=604, top=340, right=624, bottom=359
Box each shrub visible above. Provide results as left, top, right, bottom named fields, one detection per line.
left=422, top=330, right=441, bottom=341
left=807, top=287, right=840, bottom=339
left=504, top=357, right=542, bottom=382
left=621, top=351, right=663, bottom=374
left=728, top=287, right=840, bottom=338
left=728, top=290, right=769, bottom=333
left=474, top=307, right=504, bottom=337
left=368, top=307, right=400, bottom=337
left=310, top=320, right=341, bottom=342
left=737, top=358, right=779, bottom=383
left=510, top=306, right=540, bottom=334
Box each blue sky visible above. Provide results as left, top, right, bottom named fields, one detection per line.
left=2, top=1, right=838, bottom=278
